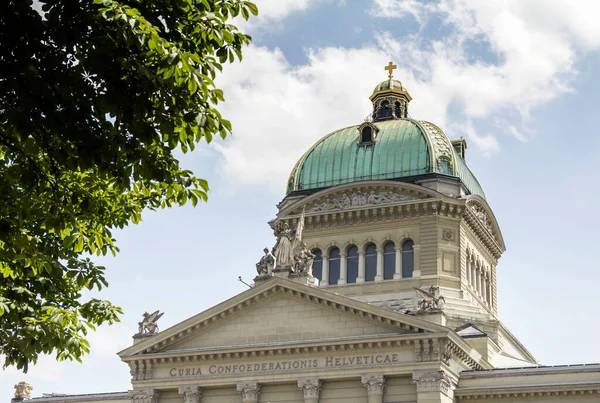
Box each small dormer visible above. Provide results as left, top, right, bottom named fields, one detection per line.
left=357, top=122, right=379, bottom=145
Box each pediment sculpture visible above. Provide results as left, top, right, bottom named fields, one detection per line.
left=467, top=200, right=493, bottom=232
left=14, top=382, right=33, bottom=399
left=308, top=189, right=420, bottom=213
left=136, top=310, right=164, bottom=336
left=256, top=247, right=275, bottom=276
left=414, top=286, right=445, bottom=311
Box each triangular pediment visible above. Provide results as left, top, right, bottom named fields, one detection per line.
left=119, top=277, right=448, bottom=359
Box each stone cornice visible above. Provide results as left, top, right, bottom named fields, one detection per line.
left=455, top=382, right=600, bottom=399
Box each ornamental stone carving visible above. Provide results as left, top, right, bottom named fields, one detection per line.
left=412, top=370, right=454, bottom=396
left=130, top=389, right=160, bottom=403
left=14, top=382, right=33, bottom=400
left=255, top=247, right=275, bottom=276
left=308, top=189, right=419, bottom=212
left=298, top=378, right=322, bottom=401
left=236, top=382, right=261, bottom=403
left=467, top=200, right=493, bottom=232
left=361, top=374, right=386, bottom=396
left=178, top=386, right=202, bottom=403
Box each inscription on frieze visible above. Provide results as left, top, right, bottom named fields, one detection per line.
left=166, top=353, right=401, bottom=378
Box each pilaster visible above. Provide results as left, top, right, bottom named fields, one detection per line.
left=236, top=382, right=261, bottom=403
left=357, top=251, right=365, bottom=283
left=412, top=370, right=455, bottom=403
left=178, top=386, right=201, bottom=403
left=130, top=390, right=160, bottom=403
left=298, top=378, right=322, bottom=403
left=361, top=374, right=386, bottom=403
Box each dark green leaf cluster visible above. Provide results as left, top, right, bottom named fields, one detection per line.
left=0, top=0, right=256, bottom=371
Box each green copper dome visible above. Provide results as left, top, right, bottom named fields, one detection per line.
left=287, top=119, right=485, bottom=199
left=373, top=79, right=404, bottom=92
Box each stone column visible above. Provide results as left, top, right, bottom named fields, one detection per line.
left=413, top=370, right=455, bottom=403
left=375, top=248, right=384, bottom=281
left=393, top=246, right=402, bottom=279
left=488, top=276, right=493, bottom=309
left=470, top=260, right=476, bottom=290
left=321, top=256, right=329, bottom=286
left=298, top=378, right=321, bottom=403
left=179, top=387, right=201, bottom=403
left=361, top=375, right=386, bottom=403
left=236, top=383, right=260, bottom=403
left=357, top=251, right=365, bottom=283
left=339, top=253, right=347, bottom=285
left=483, top=275, right=488, bottom=303
left=413, top=244, right=421, bottom=277
left=131, top=390, right=160, bottom=403
left=475, top=266, right=481, bottom=296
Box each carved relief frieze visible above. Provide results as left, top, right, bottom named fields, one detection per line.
left=466, top=200, right=493, bottom=232
left=413, top=370, right=455, bottom=396
left=307, top=188, right=420, bottom=213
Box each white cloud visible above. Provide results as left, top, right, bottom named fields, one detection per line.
left=212, top=0, right=600, bottom=191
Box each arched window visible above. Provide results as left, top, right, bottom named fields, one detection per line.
left=328, top=247, right=341, bottom=285
left=312, top=249, right=322, bottom=282
left=346, top=245, right=359, bottom=283
left=365, top=243, right=377, bottom=281
left=402, top=240, right=414, bottom=278
left=360, top=126, right=373, bottom=143
left=383, top=241, right=396, bottom=280
left=394, top=101, right=401, bottom=118
left=379, top=100, right=391, bottom=119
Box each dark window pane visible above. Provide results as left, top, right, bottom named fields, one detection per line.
left=329, top=247, right=340, bottom=285
left=383, top=241, right=395, bottom=280
left=361, top=126, right=372, bottom=143
left=347, top=245, right=359, bottom=283
left=365, top=243, right=377, bottom=282
left=402, top=240, right=414, bottom=278
left=312, top=249, right=322, bottom=281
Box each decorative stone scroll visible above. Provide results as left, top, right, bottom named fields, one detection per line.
left=467, top=200, right=493, bottom=232
left=308, top=189, right=419, bottom=212
left=178, top=386, right=202, bottom=403
left=130, top=389, right=160, bottom=403
left=361, top=374, right=386, bottom=396
left=298, top=378, right=322, bottom=402
left=413, top=370, right=454, bottom=396
left=236, top=382, right=261, bottom=403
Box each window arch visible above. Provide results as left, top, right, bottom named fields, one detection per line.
left=328, top=247, right=341, bottom=285
left=383, top=241, right=396, bottom=280
left=312, top=249, right=322, bottom=282
left=402, top=240, right=414, bottom=278
left=365, top=243, right=377, bottom=281
left=346, top=245, right=359, bottom=283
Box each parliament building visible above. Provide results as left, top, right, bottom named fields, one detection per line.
left=17, top=64, right=600, bottom=403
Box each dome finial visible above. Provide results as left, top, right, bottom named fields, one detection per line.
left=384, top=61, right=397, bottom=79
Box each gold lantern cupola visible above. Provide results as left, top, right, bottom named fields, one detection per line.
left=370, top=61, right=412, bottom=121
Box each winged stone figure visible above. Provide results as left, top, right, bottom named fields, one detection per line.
left=137, top=310, right=164, bottom=335
left=414, top=286, right=445, bottom=311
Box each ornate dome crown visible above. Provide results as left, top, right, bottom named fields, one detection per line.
left=286, top=62, right=485, bottom=201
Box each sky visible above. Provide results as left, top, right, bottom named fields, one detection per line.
left=3, top=0, right=600, bottom=398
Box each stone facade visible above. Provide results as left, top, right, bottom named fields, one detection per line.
left=15, top=71, right=600, bottom=403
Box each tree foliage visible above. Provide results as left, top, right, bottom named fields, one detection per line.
left=0, top=0, right=257, bottom=371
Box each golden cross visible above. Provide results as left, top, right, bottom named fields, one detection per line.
left=384, top=61, right=397, bottom=79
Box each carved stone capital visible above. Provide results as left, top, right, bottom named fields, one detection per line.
left=298, top=378, right=322, bottom=400
left=361, top=374, right=386, bottom=396
left=236, top=382, right=261, bottom=403
left=130, top=389, right=160, bottom=403
left=178, top=386, right=202, bottom=403
left=412, top=370, right=455, bottom=396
